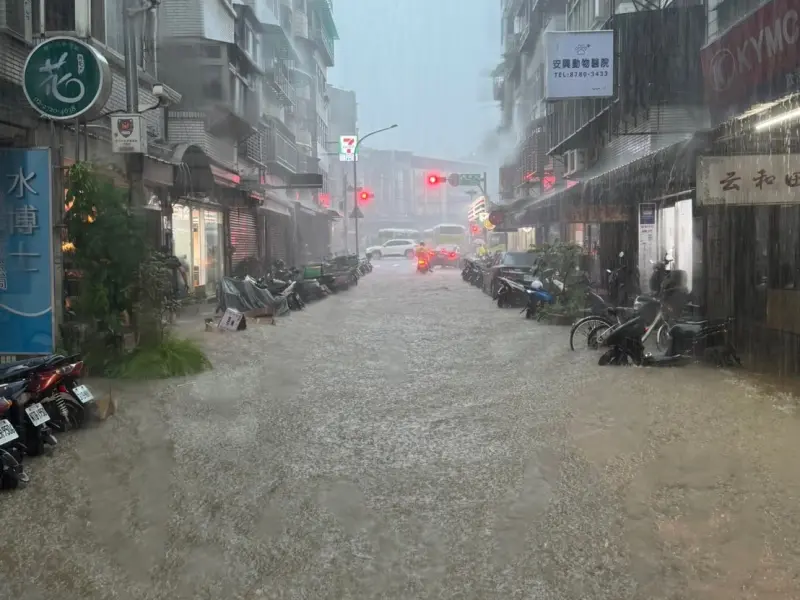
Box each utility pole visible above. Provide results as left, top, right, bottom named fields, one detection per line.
left=352, top=124, right=398, bottom=256
left=342, top=171, right=349, bottom=253
left=123, top=0, right=155, bottom=208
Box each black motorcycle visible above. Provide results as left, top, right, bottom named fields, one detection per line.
left=0, top=380, right=30, bottom=489
left=598, top=283, right=740, bottom=367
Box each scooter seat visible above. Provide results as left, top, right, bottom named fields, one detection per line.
left=671, top=322, right=704, bottom=336
left=0, top=356, right=49, bottom=376
left=0, top=379, right=27, bottom=400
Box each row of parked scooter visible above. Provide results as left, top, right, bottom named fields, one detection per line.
left=222, top=255, right=374, bottom=317
left=462, top=251, right=742, bottom=368
left=0, top=353, right=96, bottom=490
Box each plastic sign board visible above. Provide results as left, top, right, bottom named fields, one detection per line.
left=0, top=148, right=55, bottom=354
left=219, top=308, right=244, bottom=331
left=22, top=37, right=112, bottom=121
left=339, top=135, right=358, bottom=162
left=111, top=114, right=148, bottom=154
left=545, top=30, right=614, bottom=100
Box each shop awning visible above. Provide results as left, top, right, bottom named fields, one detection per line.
left=258, top=191, right=293, bottom=216
left=510, top=180, right=582, bottom=218
left=580, top=137, right=699, bottom=204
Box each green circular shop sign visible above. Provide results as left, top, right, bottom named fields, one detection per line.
left=23, top=36, right=112, bottom=121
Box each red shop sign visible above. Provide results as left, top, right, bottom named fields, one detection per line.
left=701, top=0, right=800, bottom=109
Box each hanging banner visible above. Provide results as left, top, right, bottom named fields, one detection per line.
left=0, top=148, right=55, bottom=355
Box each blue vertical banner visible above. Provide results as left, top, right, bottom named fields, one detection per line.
left=0, top=148, right=54, bottom=355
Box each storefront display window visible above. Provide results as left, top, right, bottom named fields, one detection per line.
left=204, top=211, right=224, bottom=292
left=172, top=203, right=224, bottom=297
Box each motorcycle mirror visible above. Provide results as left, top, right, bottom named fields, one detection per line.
left=606, top=268, right=612, bottom=273
left=618, top=251, right=625, bottom=258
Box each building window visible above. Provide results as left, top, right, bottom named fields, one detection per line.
left=104, top=0, right=124, bottom=53
left=32, top=0, right=75, bottom=32
left=202, top=66, right=224, bottom=100
left=715, top=0, right=765, bottom=32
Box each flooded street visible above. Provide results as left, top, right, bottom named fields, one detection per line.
left=2, top=265, right=800, bottom=599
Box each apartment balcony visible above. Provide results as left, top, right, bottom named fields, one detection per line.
left=312, top=26, right=334, bottom=66
left=504, top=0, right=524, bottom=18
left=279, top=4, right=292, bottom=32
left=293, top=10, right=309, bottom=38
left=241, top=129, right=266, bottom=166
left=493, top=76, right=505, bottom=102
left=265, top=59, right=296, bottom=107
left=296, top=126, right=312, bottom=150
left=261, top=119, right=298, bottom=175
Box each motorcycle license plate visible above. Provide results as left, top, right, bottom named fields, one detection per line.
left=0, top=419, right=19, bottom=445
left=25, top=402, right=50, bottom=427
left=72, top=384, right=94, bottom=404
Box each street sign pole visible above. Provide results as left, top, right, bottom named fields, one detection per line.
left=353, top=141, right=359, bottom=256
left=349, top=124, right=398, bottom=256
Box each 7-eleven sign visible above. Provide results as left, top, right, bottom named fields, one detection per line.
left=339, top=135, right=358, bottom=162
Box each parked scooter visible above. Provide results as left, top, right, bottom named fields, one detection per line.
left=597, top=271, right=740, bottom=367
left=0, top=377, right=57, bottom=457
left=0, top=355, right=95, bottom=432
left=0, top=381, right=29, bottom=489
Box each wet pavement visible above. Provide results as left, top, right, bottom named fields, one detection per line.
left=3, top=262, right=800, bottom=599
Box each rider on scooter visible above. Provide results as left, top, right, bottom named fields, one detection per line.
left=416, top=242, right=431, bottom=271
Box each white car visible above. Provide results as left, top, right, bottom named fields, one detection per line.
left=366, top=238, right=417, bottom=259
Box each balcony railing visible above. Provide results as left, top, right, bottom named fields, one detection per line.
left=261, top=123, right=298, bottom=173
left=312, top=27, right=334, bottom=65
left=266, top=60, right=296, bottom=106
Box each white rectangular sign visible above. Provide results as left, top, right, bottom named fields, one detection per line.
left=697, top=154, right=800, bottom=206
left=111, top=114, right=148, bottom=154
left=219, top=308, right=244, bottom=331
left=545, top=30, right=614, bottom=100
left=339, top=135, right=358, bottom=162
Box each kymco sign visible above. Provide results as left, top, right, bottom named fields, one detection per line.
left=701, top=0, right=800, bottom=112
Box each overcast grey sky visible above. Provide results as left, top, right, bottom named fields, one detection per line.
left=330, top=0, right=501, bottom=160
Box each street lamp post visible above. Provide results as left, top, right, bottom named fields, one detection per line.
left=351, top=124, right=398, bottom=256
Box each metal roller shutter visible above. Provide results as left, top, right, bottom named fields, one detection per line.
left=229, top=208, right=257, bottom=269
left=267, top=212, right=289, bottom=264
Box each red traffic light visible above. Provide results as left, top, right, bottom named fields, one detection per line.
left=426, top=173, right=445, bottom=186
left=357, top=189, right=373, bottom=205
left=470, top=223, right=480, bottom=235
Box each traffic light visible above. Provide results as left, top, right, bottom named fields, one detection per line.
left=488, top=211, right=505, bottom=227
left=357, top=189, right=374, bottom=205
left=470, top=223, right=480, bottom=235
left=426, top=173, right=446, bottom=186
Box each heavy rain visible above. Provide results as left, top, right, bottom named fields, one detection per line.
left=1, top=0, right=800, bottom=598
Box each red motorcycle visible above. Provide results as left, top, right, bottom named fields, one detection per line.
left=0, top=355, right=94, bottom=432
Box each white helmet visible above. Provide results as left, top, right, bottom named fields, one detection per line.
left=530, top=279, right=543, bottom=290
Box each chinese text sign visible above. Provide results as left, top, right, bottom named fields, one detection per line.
left=697, top=154, right=800, bottom=206
left=545, top=30, right=614, bottom=100
left=0, top=149, right=54, bottom=354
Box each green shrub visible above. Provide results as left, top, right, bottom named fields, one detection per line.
left=106, top=335, right=211, bottom=379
